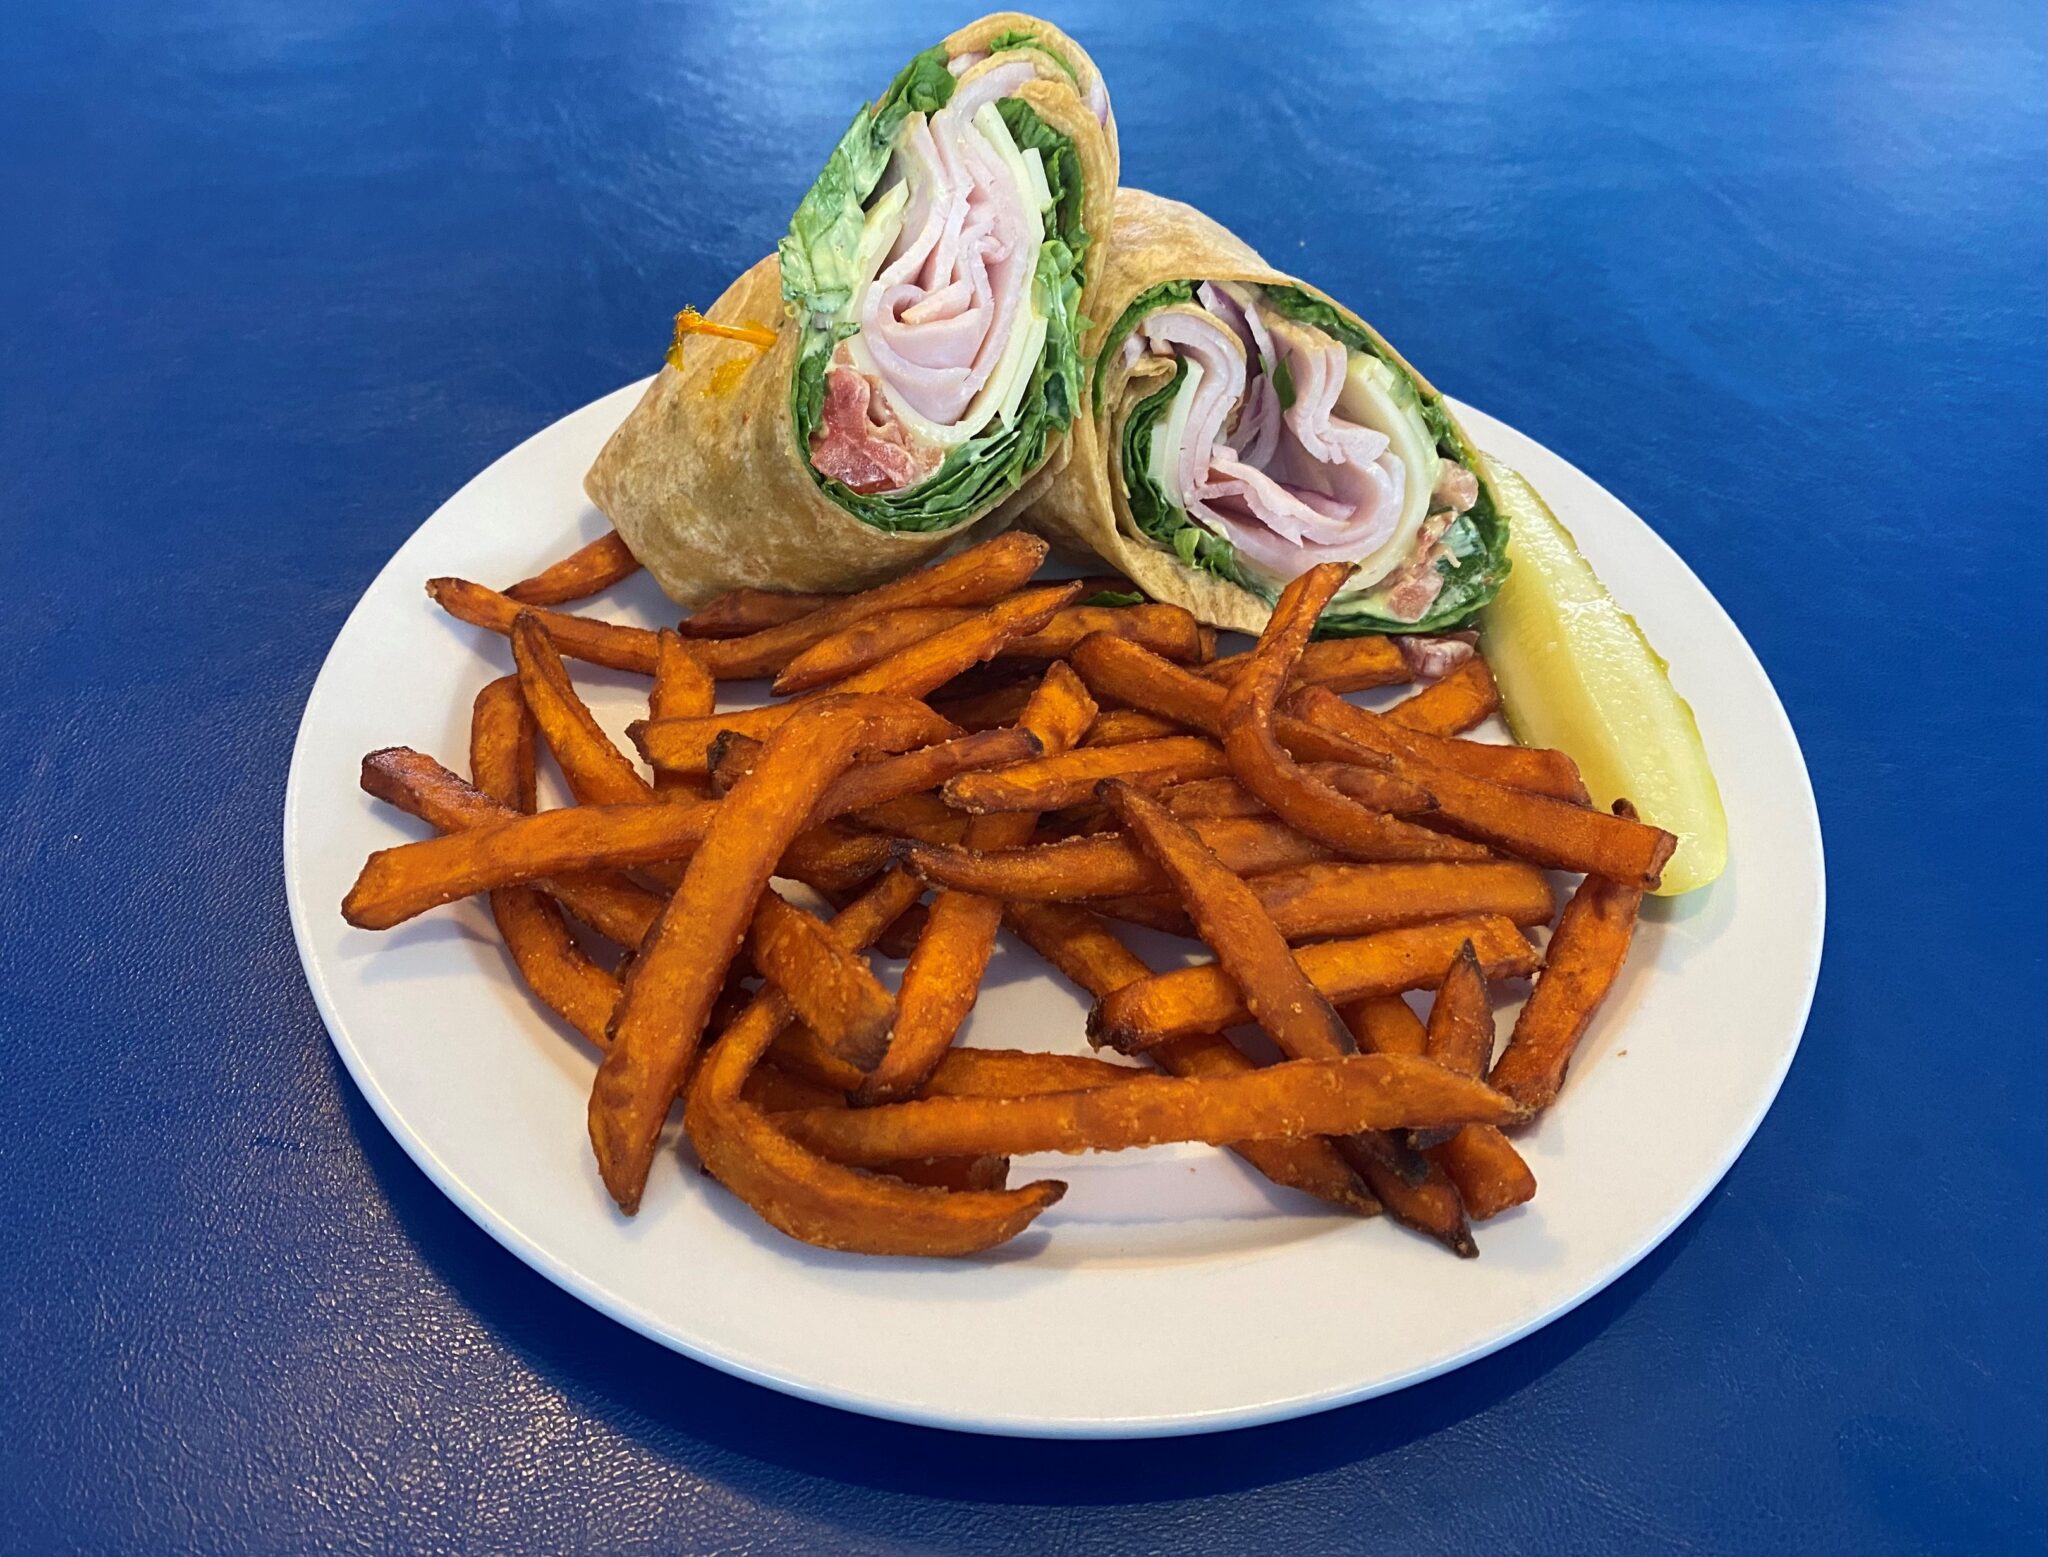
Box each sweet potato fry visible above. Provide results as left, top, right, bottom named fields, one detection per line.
left=1420, top=942, right=1535, bottom=1216
left=648, top=629, right=716, bottom=794
left=1405, top=942, right=1491, bottom=1149
left=773, top=603, right=1203, bottom=696
left=1167, top=761, right=1438, bottom=823
left=1002, top=900, right=1379, bottom=1215
left=744, top=891, right=894, bottom=1074
left=469, top=678, right=619, bottom=1045
left=1290, top=687, right=1676, bottom=885
left=1308, top=988, right=1477, bottom=1250
left=775, top=825, right=894, bottom=895
left=941, top=735, right=1229, bottom=815
left=344, top=750, right=891, bottom=930
left=1103, top=782, right=1356, bottom=1062
left=678, top=587, right=827, bottom=638
left=684, top=869, right=1066, bottom=1256
left=1095, top=861, right=1556, bottom=944
left=1200, top=634, right=1409, bottom=695
left=1426, top=940, right=1497, bottom=1081
left=1089, top=914, right=1540, bottom=1053
left=1488, top=806, right=1650, bottom=1112
left=1006, top=604, right=1201, bottom=666
left=820, top=729, right=1044, bottom=820
left=508, top=619, right=887, bottom=1051
left=899, top=815, right=1335, bottom=901
left=862, top=664, right=1098, bottom=1101
left=738, top=1065, right=846, bottom=1113
left=712, top=726, right=1042, bottom=819
left=768, top=1017, right=874, bottom=1092
left=428, top=577, right=661, bottom=673
left=848, top=792, right=970, bottom=845
left=649, top=627, right=715, bottom=721
left=632, top=693, right=958, bottom=771
left=357, top=746, right=663, bottom=946
left=927, top=677, right=1038, bottom=733
left=773, top=1055, right=1525, bottom=1164
left=1283, top=684, right=1588, bottom=802
left=1432, top=1118, right=1536, bottom=1221
left=1220, top=563, right=1462, bottom=867
left=917, top=1047, right=1145, bottom=1097
left=1082, top=709, right=1188, bottom=747
left=1386, top=655, right=1500, bottom=735
left=771, top=608, right=977, bottom=695
left=823, top=582, right=1084, bottom=700
left=683, top=532, right=1051, bottom=679
left=1345, top=994, right=1428, bottom=1057
left=512, top=613, right=654, bottom=806
left=1098, top=781, right=1455, bottom=1219
left=1359, top=1146, right=1477, bottom=1256
left=503, top=529, right=641, bottom=606
left=873, top=1154, right=1015, bottom=1192
left=873, top=900, right=928, bottom=958
left=590, top=701, right=867, bottom=1212
left=1070, top=631, right=1398, bottom=768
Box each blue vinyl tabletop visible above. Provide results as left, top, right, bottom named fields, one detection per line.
left=4, top=1, right=2043, bottom=1551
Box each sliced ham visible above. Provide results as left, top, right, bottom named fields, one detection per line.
left=811, top=347, right=941, bottom=494
left=809, top=57, right=1050, bottom=493
left=1143, top=294, right=1410, bottom=581
left=856, top=60, right=1039, bottom=428
left=1432, top=462, right=1479, bottom=513
left=1397, top=632, right=1479, bottom=680
left=1380, top=513, right=1457, bottom=622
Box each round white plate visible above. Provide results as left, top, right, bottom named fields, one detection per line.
left=285, top=380, right=1823, bottom=1438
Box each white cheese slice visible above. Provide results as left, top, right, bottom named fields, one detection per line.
left=1147, top=356, right=1206, bottom=505
left=1335, top=352, right=1442, bottom=586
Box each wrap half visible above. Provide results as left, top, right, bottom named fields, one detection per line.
left=1028, top=189, right=1509, bottom=634
left=586, top=14, right=1118, bottom=605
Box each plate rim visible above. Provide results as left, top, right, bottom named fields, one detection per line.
left=283, top=382, right=1825, bottom=1438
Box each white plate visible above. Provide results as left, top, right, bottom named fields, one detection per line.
left=285, top=380, right=1823, bottom=1438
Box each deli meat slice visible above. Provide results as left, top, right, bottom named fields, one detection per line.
left=808, top=59, right=1046, bottom=493
left=856, top=61, right=1039, bottom=427
left=811, top=350, right=940, bottom=494
left=1141, top=291, right=1408, bottom=582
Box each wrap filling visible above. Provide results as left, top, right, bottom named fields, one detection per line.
left=778, top=42, right=1089, bottom=532
left=1107, top=281, right=1506, bottom=632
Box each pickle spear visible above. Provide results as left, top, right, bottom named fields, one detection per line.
left=1478, top=458, right=1727, bottom=895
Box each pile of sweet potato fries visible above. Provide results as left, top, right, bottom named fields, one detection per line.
left=342, top=529, right=1674, bottom=1257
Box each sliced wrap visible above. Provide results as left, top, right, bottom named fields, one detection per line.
left=1028, top=189, right=1509, bottom=634
left=585, top=15, right=1118, bottom=605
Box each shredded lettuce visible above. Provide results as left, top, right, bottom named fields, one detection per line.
left=1106, top=281, right=1510, bottom=633
left=780, top=75, right=1089, bottom=534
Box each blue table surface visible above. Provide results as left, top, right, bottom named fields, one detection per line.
left=4, top=0, right=2042, bottom=1551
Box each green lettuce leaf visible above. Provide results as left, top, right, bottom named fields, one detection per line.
left=777, top=48, right=954, bottom=330
left=1078, top=589, right=1147, bottom=607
